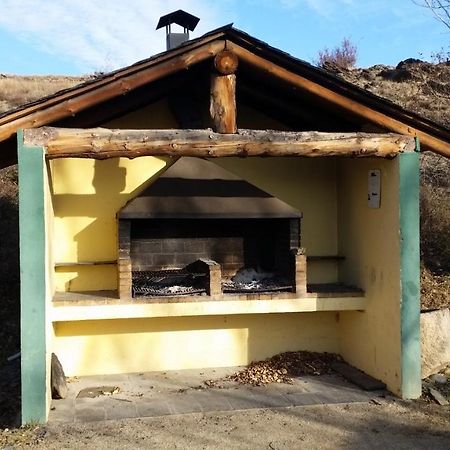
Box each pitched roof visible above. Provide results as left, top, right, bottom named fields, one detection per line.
left=0, top=25, right=448, bottom=166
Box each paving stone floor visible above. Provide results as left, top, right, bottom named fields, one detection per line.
left=49, top=367, right=383, bottom=423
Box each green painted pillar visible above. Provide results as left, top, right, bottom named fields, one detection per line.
left=18, top=130, right=48, bottom=423
left=399, top=145, right=421, bottom=399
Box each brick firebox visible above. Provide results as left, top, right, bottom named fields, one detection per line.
left=117, top=157, right=305, bottom=299
left=117, top=217, right=305, bottom=298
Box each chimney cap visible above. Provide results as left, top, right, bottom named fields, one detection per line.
left=156, top=10, right=200, bottom=31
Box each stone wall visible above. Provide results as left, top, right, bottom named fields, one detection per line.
left=421, top=308, right=450, bottom=378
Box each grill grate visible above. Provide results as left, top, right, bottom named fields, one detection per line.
left=222, top=277, right=292, bottom=294
left=132, top=270, right=207, bottom=297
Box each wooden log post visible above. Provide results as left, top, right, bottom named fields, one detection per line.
left=210, top=50, right=238, bottom=133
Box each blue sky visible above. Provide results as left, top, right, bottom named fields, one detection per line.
left=0, top=0, right=447, bottom=75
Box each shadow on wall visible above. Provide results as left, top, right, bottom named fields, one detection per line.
left=53, top=158, right=170, bottom=291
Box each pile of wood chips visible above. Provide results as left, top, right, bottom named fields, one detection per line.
left=224, top=351, right=341, bottom=386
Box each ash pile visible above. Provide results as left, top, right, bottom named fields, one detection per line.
left=132, top=270, right=207, bottom=297
left=223, top=267, right=292, bottom=293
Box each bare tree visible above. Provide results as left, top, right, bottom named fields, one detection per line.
left=316, top=38, right=357, bottom=70
left=413, top=0, right=450, bottom=30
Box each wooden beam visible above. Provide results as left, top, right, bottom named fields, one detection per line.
left=210, top=74, right=237, bottom=133
left=24, top=127, right=416, bottom=159
left=227, top=42, right=450, bottom=158
left=210, top=51, right=238, bottom=133
left=214, top=50, right=239, bottom=75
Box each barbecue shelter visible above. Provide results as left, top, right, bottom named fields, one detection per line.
left=1, top=20, right=449, bottom=423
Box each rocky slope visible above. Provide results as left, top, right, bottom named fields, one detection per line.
left=329, top=59, right=450, bottom=128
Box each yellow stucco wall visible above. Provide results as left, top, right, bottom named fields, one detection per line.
left=337, top=158, right=401, bottom=394
left=50, top=155, right=339, bottom=290
left=50, top=156, right=173, bottom=290
left=47, top=100, right=403, bottom=381
left=50, top=155, right=341, bottom=375
left=214, top=158, right=339, bottom=284
left=50, top=155, right=341, bottom=376
left=53, top=312, right=339, bottom=376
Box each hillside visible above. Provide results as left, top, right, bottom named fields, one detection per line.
left=0, top=75, right=86, bottom=114
left=332, top=59, right=450, bottom=128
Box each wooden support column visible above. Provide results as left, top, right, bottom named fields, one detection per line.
left=210, top=50, right=238, bottom=133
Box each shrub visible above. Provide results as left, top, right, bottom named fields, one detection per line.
left=420, top=184, right=450, bottom=273
left=431, top=47, right=450, bottom=63
left=316, top=38, right=357, bottom=70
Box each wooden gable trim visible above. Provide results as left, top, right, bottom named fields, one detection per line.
left=227, top=41, right=450, bottom=158
left=24, top=127, right=416, bottom=159
left=0, top=39, right=225, bottom=144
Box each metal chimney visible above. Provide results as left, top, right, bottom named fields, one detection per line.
left=156, top=10, right=200, bottom=50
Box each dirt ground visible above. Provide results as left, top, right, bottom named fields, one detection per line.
left=1, top=399, right=449, bottom=450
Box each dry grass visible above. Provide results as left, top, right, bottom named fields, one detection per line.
left=421, top=266, right=450, bottom=311
left=420, top=184, right=450, bottom=271
left=419, top=152, right=450, bottom=310
left=0, top=75, right=86, bottom=114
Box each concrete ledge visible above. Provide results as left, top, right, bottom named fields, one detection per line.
left=51, top=294, right=365, bottom=322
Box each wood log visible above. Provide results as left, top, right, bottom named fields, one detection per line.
left=214, top=50, right=239, bottom=75
left=210, top=74, right=237, bottom=133
left=23, top=127, right=417, bottom=159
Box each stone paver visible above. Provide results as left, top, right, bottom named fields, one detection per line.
left=188, top=390, right=234, bottom=412
left=75, top=406, right=106, bottom=423
left=135, top=399, right=172, bottom=417
left=49, top=367, right=381, bottom=423
left=105, top=399, right=138, bottom=420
